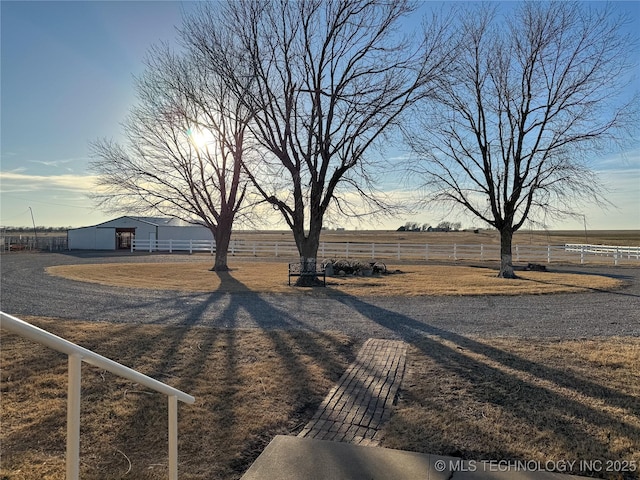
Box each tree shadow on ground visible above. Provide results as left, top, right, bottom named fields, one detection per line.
left=331, top=292, right=639, bottom=466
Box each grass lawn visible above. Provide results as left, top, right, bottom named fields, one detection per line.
left=2, top=263, right=637, bottom=479
left=1, top=318, right=357, bottom=480
left=47, top=262, right=623, bottom=296
left=2, top=318, right=638, bottom=479
left=383, top=336, right=640, bottom=479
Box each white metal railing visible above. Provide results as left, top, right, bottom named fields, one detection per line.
left=131, top=239, right=639, bottom=265
left=0, top=312, right=195, bottom=480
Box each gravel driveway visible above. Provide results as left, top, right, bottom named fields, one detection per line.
left=1, top=252, right=639, bottom=339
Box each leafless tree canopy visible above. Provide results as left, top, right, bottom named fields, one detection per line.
left=405, top=2, right=638, bottom=277
left=91, top=41, right=252, bottom=270
left=183, top=0, right=453, bottom=270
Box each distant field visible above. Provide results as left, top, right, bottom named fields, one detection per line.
left=231, top=229, right=640, bottom=246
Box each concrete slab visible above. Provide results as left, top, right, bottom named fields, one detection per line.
left=241, top=436, right=591, bottom=480
left=241, top=435, right=453, bottom=480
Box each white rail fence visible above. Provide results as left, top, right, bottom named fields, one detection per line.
left=132, top=239, right=639, bottom=265
left=0, top=312, right=195, bottom=480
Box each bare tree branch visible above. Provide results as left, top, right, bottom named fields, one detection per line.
left=405, top=1, right=638, bottom=277
left=90, top=39, right=253, bottom=270
left=182, top=0, right=454, bottom=278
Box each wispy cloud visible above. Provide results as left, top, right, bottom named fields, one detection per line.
left=594, top=147, right=640, bottom=171
left=28, top=158, right=79, bottom=169
left=0, top=171, right=99, bottom=193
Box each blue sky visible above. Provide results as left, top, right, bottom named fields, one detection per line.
left=1, top=1, right=639, bottom=230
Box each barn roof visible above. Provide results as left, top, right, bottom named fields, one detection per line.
left=86, top=216, right=196, bottom=229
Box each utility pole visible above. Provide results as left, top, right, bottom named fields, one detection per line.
left=29, top=206, right=38, bottom=246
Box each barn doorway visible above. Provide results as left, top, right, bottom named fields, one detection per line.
left=116, top=228, right=135, bottom=249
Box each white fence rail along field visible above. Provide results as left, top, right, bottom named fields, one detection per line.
left=0, top=312, right=195, bottom=480
left=132, top=239, right=639, bottom=265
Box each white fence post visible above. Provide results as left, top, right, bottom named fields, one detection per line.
left=169, top=239, right=173, bottom=254
left=397, top=243, right=401, bottom=260
left=453, top=244, right=457, bottom=261
left=425, top=244, right=429, bottom=261
left=346, top=243, right=349, bottom=259
left=371, top=243, right=375, bottom=259
left=547, top=245, right=551, bottom=264
left=516, top=245, right=520, bottom=262
left=275, top=242, right=279, bottom=257
left=189, top=239, right=193, bottom=254
left=480, top=244, right=484, bottom=261
left=67, top=353, right=82, bottom=480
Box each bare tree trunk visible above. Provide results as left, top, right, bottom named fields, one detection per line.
left=293, top=227, right=323, bottom=287
left=498, top=227, right=517, bottom=279
left=211, top=220, right=232, bottom=272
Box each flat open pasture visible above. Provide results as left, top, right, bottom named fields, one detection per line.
left=229, top=229, right=640, bottom=246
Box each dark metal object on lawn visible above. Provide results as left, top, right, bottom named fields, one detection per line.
left=288, top=262, right=326, bottom=286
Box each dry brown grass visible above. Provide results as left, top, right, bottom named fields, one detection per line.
left=47, top=262, right=623, bottom=296
left=382, top=336, right=640, bottom=479
left=0, top=317, right=357, bottom=480
left=2, top=319, right=638, bottom=479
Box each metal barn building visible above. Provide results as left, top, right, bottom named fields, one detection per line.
left=67, top=216, right=212, bottom=250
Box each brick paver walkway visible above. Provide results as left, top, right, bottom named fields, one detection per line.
left=298, top=338, right=407, bottom=446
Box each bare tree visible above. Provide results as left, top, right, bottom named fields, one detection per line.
left=405, top=2, right=638, bottom=277
left=183, top=0, right=453, bottom=284
left=91, top=44, right=252, bottom=271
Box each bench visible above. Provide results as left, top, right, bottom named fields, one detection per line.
left=288, top=262, right=326, bottom=286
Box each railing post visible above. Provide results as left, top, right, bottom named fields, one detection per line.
left=371, top=243, right=375, bottom=259
left=189, top=239, right=193, bottom=254
left=131, top=240, right=134, bottom=253
left=67, top=353, right=82, bottom=480
left=425, top=244, right=429, bottom=261
left=397, top=243, right=401, bottom=260
left=547, top=245, right=551, bottom=264
left=480, top=244, right=484, bottom=261
left=168, top=395, right=179, bottom=480
left=580, top=245, right=584, bottom=264
left=275, top=242, right=279, bottom=257
left=515, top=244, right=520, bottom=262
left=453, top=244, right=457, bottom=261
left=346, top=243, right=349, bottom=259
